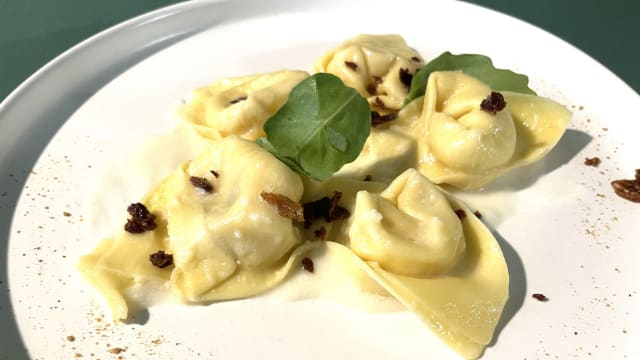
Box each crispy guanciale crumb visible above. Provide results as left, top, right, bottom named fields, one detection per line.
left=366, top=83, right=377, bottom=96
left=303, top=191, right=350, bottom=228
left=371, top=111, right=398, bottom=127
left=149, top=250, right=174, bottom=268
left=229, top=96, right=247, bottom=105
left=210, top=170, right=220, bottom=178
left=189, top=176, right=213, bottom=193
left=584, top=157, right=601, bottom=167
left=124, top=203, right=157, bottom=233
left=532, top=293, right=549, bottom=302
left=473, top=210, right=482, bottom=219
left=260, top=192, right=304, bottom=222
left=480, top=91, right=506, bottom=114
left=344, top=61, right=358, bottom=71
left=301, top=257, right=315, bottom=273
left=454, top=209, right=466, bottom=219
left=399, top=68, right=413, bottom=88
left=611, top=169, right=640, bottom=203
left=314, top=227, right=327, bottom=240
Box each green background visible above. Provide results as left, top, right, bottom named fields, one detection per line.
left=0, top=0, right=639, bottom=102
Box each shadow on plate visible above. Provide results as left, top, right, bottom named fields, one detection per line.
left=488, top=229, right=526, bottom=349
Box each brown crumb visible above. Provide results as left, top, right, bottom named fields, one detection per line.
left=63, top=212, right=71, bottom=217
left=260, top=192, right=304, bottom=222
left=149, top=250, right=173, bottom=268
left=371, top=111, right=398, bottom=127
left=229, top=96, right=247, bottom=105
left=480, top=92, right=506, bottom=114
left=314, top=227, right=327, bottom=240
left=374, top=96, right=387, bottom=110
left=473, top=210, right=482, bottom=219
left=611, top=169, right=640, bottom=203
left=454, top=209, right=466, bottom=219
left=366, top=83, right=377, bottom=95
left=210, top=170, right=220, bottom=178
left=584, top=157, right=601, bottom=167
left=66, top=335, right=75, bottom=342
left=107, top=348, right=124, bottom=355
left=344, top=61, right=358, bottom=71
left=74, top=353, right=82, bottom=358
left=124, top=203, right=157, bottom=233
left=301, top=257, right=314, bottom=273
left=189, top=176, right=213, bottom=193
left=532, top=293, right=549, bottom=302
left=372, top=75, right=383, bottom=84
left=302, top=191, right=350, bottom=228
left=399, top=68, right=413, bottom=88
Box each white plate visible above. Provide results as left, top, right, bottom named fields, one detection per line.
left=1, top=0, right=639, bottom=359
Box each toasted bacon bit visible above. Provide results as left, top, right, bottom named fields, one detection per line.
left=473, top=210, right=482, bottom=219
left=611, top=169, right=640, bottom=203
left=366, top=83, right=377, bottom=95
left=229, top=96, right=247, bottom=105
left=372, top=75, right=383, bottom=84
left=371, top=111, right=398, bottom=127
left=480, top=92, right=506, bottom=114
left=454, top=209, right=466, bottom=219
left=124, top=203, right=157, bottom=233
left=189, top=176, right=213, bottom=193
left=364, top=174, right=373, bottom=181
left=344, top=61, right=358, bottom=71
left=210, top=170, right=220, bottom=178
left=301, top=257, right=314, bottom=273
left=149, top=250, right=173, bottom=268
left=260, top=192, right=304, bottom=222
left=302, top=191, right=350, bottom=228
left=314, top=227, right=327, bottom=240
left=399, top=68, right=413, bottom=88
left=584, top=157, right=601, bottom=167
left=411, top=56, right=421, bottom=62
left=532, top=293, right=549, bottom=302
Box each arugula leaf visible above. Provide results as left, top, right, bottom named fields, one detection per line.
left=404, top=52, right=536, bottom=105
left=258, top=73, right=371, bottom=181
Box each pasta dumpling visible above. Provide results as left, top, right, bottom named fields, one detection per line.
left=180, top=70, right=308, bottom=140
left=78, top=137, right=311, bottom=319
left=314, top=34, right=423, bottom=111
left=393, top=71, right=571, bottom=189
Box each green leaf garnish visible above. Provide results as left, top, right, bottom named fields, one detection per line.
left=404, top=52, right=536, bottom=105
left=258, top=73, right=371, bottom=181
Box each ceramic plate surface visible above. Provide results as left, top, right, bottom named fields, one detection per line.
left=1, top=0, right=639, bottom=359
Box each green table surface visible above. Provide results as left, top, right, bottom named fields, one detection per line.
left=1, top=0, right=639, bottom=103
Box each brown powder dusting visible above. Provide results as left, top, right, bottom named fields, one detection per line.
left=611, top=169, right=640, bottom=203
left=189, top=176, right=213, bottom=193
left=532, top=293, right=549, bottom=302
left=314, top=227, right=327, bottom=240
left=149, top=250, right=174, bottom=268
left=344, top=61, right=358, bottom=71
left=124, top=203, right=157, bottom=233
left=371, top=111, right=398, bottom=127
left=260, top=192, right=304, bottom=222
left=301, top=257, right=314, bottom=273
left=584, top=157, right=601, bottom=167
left=480, top=92, right=506, bottom=114
left=454, top=209, right=466, bottom=219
